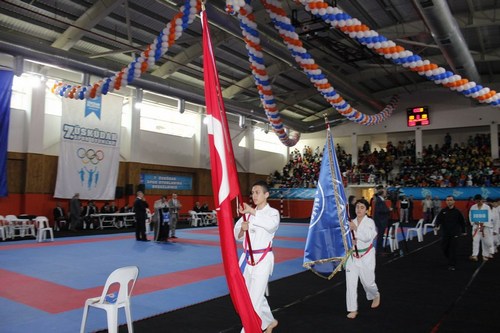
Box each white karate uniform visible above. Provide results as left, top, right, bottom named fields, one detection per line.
left=234, top=203, right=280, bottom=332
left=491, top=205, right=500, bottom=251
left=345, top=215, right=379, bottom=312
left=469, top=203, right=494, bottom=258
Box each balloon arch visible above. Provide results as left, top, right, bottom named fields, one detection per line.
left=52, top=0, right=498, bottom=147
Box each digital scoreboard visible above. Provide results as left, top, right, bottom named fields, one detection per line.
left=407, top=106, right=430, bottom=127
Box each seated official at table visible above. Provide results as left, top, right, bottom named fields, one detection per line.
left=120, top=204, right=132, bottom=213
left=109, top=202, right=118, bottom=213
left=101, top=202, right=111, bottom=213
left=201, top=203, right=210, bottom=212
left=81, top=200, right=98, bottom=229
left=53, top=202, right=68, bottom=231
left=193, top=202, right=202, bottom=213
left=119, top=203, right=134, bottom=226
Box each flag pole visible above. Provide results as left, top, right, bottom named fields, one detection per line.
left=323, top=114, right=358, bottom=258
left=239, top=195, right=255, bottom=265
left=202, top=4, right=262, bottom=329
left=201, top=0, right=255, bottom=266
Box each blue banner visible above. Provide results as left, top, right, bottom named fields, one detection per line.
left=387, top=187, right=500, bottom=201
left=0, top=70, right=14, bottom=197
left=140, top=173, right=192, bottom=191
left=269, top=188, right=316, bottom=199
left=303, top=127, right=352, bottom=279
left=270, top=187, right=500, bottom=201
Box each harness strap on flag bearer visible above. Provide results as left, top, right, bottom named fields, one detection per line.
left=240, top=242, right=272, bottom=273
left=351, top=244, right=374, bottom=259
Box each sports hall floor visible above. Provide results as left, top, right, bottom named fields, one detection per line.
left=1, top=220, right=499, bottom=333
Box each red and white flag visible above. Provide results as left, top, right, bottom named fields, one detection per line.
left=201, top=9, right=262, bottom=333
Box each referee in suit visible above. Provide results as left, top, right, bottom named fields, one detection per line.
left=133, top=191, right=150, bottom=241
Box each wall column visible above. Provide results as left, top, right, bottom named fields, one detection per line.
left=415, top=127, right=423, bottom=160
left=130, top=89, right=142, bottom=162
left=350, top=132, right=358, bottom=164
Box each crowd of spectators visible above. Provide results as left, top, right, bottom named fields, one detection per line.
left=269, top=133, right=499, bottom=188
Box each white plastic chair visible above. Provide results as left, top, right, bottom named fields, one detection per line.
left=406, top=218, right=424, bottom=242
left=0, top=215, right=8, bottom=240
left=5, top=215, right=27, bottom=238
left=423, top=216, right=438, bottom=236
left=382, top=222, right=400, bottom=252
left=205, top=211, right=218, bottom=225
left=80, top=266, right=139, bottom=333
left=188, top=210, right=202, bottom=227
left=35, top=216, right=54, bottom=242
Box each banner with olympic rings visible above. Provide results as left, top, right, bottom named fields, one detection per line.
left=54, top=94, right=123, bottom=200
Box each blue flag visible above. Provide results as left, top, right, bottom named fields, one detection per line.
left=0, top=70, right=14, bottom=197
left=303, top=125, right=352, bottom=279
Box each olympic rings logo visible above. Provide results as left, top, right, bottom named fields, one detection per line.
left=77, top=148, right=104, bottom=165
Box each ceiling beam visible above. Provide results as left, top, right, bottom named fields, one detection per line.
left=152, top=29, right=231, bottom=79
left=51, top=0, right=124, bottom=51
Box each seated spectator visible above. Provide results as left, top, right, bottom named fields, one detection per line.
left=109, top=202, right=118, bottom=213
left=81, top=200, right=98, bottom=229
left=120, top=203, right=132, bottom=213
left=193, top=201, right=202, bottom=213
left=53, top=202, right=68, bottom=231
left=101, top=202, right=111, bottom=213
left=201, top=203, right=210, bottom=212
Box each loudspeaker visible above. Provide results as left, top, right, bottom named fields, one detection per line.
left=136, top=183, right=145, bottom=193
left=115, top=186, right=124, bottom=199
left=125, top=184, right=134, bottom=196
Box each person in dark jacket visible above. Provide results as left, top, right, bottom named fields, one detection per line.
left=348, top=195, right=356, bottom=220
left=133, top=191, right=149, bottom=241
left=435, top=195, right=466, bottom=270
left=372, top=185, right=392, bottom=253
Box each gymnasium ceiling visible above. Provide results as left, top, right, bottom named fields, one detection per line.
left=0, top=0, right=499, bottom=133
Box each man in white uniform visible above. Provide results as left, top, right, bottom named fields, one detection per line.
left=469, top=194, right=494, bottom=261
left=234, top=180, right=279, bottom=333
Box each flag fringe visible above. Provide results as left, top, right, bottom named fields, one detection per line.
left=303, top=250, right=352, bottom=280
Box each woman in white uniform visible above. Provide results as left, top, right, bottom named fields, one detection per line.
left=345, top=198, right=381, bottom=319
left=234, top=180, right=280, bottom=333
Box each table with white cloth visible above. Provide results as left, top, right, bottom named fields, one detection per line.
left=91, top=213, right=135, bottom=229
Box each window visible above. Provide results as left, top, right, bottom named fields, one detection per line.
left=140, top=101, right=196, bottom=138
left=45, top=79, right=62, bottom=116
left=10, top=75, right=31, bottom=110
left=253, top=128, right=286, bottom=155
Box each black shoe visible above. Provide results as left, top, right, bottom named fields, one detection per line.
left=171, top=236, right=178, bottom=239
left=448, top=266, right=456, bottom=271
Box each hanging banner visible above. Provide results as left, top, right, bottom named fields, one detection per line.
left=0, top=70, right=14, bottom=197
left=54, top=95, right=122, bottom=200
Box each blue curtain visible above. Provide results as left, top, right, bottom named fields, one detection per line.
left=0, top=70, right=14, bottom=197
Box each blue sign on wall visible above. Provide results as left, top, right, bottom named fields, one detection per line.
left=140, top=173, right=192, bottom=191
left=269, top=187, right=500, bottom=201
